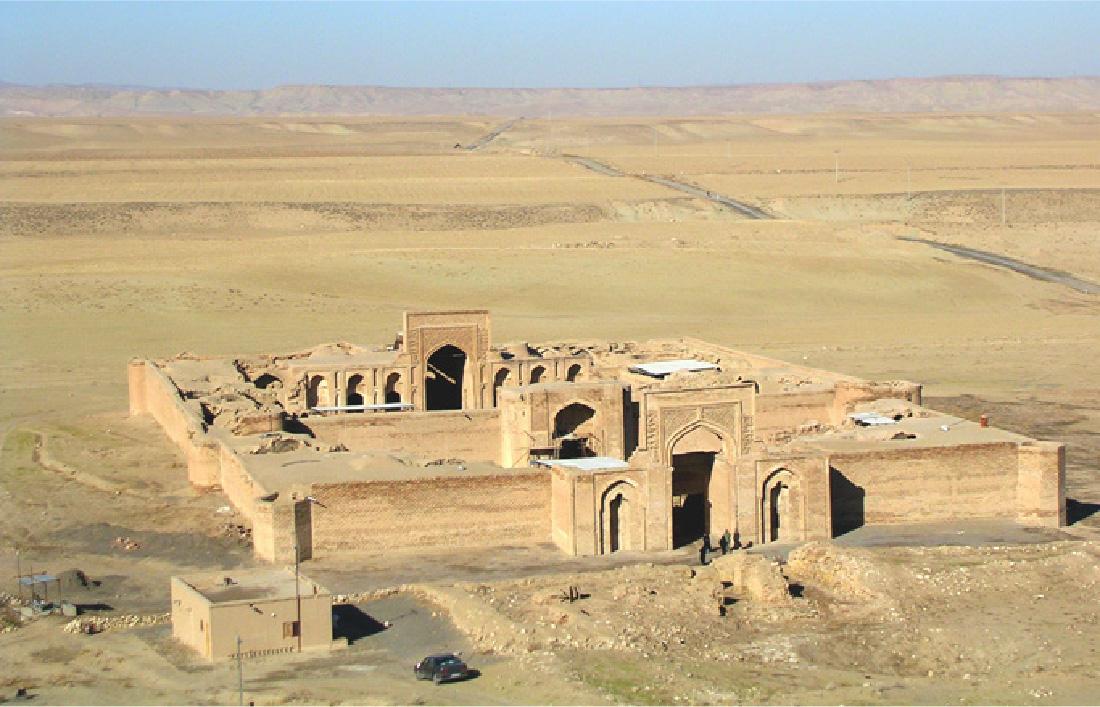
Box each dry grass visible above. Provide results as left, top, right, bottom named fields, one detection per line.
left=0, top=111, right=1098, bottom=705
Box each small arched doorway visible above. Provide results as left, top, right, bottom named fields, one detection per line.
left=601, top=481, right=638, bottom=554
left=566, top=363, right=583, bottom=382
left=609, top=493, right=626, bottom=552
left=384, top=372, right=402, bottom=410
left=554, top=402, right=597, bottom=458
left=492, top=368, right=510, bottom=406
left=761, top=469, right=795, bottom=543
left=426, top=345, right=467, bottom=411
left=530, top=365, right=546, bottom=384
left=306, top=375, right=330, bottom=409
left=769, top=483, right=790, bottom=541
left=346, top=374, right=365, bottom=410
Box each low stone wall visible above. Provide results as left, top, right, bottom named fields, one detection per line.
left=307, top=469, right=551, bottom=553
left=303, top=409, right=501, bottom=463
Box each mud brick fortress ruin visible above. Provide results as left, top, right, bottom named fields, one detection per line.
left=128, top=310, right=1065, bottom=564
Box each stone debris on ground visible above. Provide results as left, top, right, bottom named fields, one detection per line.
left=220, top=522, right=253, bottom=544
left=62, top=613, right=170, bottom=634
left=112, top=536, right=142, bottom=552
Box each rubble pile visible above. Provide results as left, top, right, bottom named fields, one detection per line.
left=424, top=560, right=813, bottom=661
left=62, top=612, right=170, bottom=634
left=786, top=541, right=897, bottom=605
left=221, top=522, right=253, bottom=545
left=707, top=552, right=792, bottom=605
left=112, top=536, right=142, bottom=552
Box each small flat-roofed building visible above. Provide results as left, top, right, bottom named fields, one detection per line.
left=171, top=568, right=333, bottom=661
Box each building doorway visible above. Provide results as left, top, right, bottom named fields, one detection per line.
left=601, top=481, right=637, bottom=554
left=554, top=403, right=597, bottom=458
left=306, top=375, right=331, bottom=409
left=671, top=451, right=715, bottom=547
left=761, top=469, right=795, bottom=543
left=346, top=374, right=364, bottom=410
left=492, top=368, right=510, bottom=406
left=768, top=482, right=790, bottom=542
left=669, top=424, right=725, bottom=549
left=608, top=493, right=626, bottom=552
left=384, top=372, right=402, bottom=409
left=426, top=345, right=466, bottom=410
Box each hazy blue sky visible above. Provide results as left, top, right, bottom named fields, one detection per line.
left=3, top=1, right=1099, bottom=90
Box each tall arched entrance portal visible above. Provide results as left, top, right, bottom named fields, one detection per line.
left=426, top=345, right=467, bottom=410
left=669, top=425, right=724, bottom=548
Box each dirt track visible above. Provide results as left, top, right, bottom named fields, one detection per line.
left=899, top=236, right=1100, bottom=294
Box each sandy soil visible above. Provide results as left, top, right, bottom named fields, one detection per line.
left=0, top=113, right=1098, bottom=704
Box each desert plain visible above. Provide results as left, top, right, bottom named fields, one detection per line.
left=0, top=112, right=1099, bottom=704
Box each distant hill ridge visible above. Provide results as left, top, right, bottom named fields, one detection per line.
left=3, top=75, right=1100, bottom=116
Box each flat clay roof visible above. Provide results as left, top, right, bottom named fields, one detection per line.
left=225, top=437, right=546, bottom=491
left=792, top=413, right=1030, bottom=454
left=178, top=567, right=327, bottom=604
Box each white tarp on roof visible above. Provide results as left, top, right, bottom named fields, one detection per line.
left=849, top=412, right=898, bottom=426
left=534, top=457, right=630, bottom=471
left=629, top=359, right=719, bottom=377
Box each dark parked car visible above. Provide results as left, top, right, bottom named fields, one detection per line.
left=413, top=653, right=469, bottom=684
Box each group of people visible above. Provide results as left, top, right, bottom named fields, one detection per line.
left=698, top=528, right=743, bottom=565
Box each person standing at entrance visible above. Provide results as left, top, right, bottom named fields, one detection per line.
left=720, top=529, right=731, bottom=555
left=699, top=539, right=708, bottom=566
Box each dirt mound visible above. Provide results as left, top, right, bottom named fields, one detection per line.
left=56, top=568, right=95, bottom=592
left=786, top=541, right=900, bottom=605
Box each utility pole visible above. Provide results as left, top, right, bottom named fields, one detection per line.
left=907, top=163, right=912, bottom=200
left=236, top=635, right=243, bottom=706
left=14, top=547, right=21, bottom=602
left=1001, top=187, right=1007, bottom=226
left=834, top=151, right=839, bottom=185
left=294, top=541, right=302, bottom=653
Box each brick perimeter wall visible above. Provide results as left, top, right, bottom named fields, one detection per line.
left=307, top=470, right=551, bottom=552
left=129, top=360, right=220, bottom=486
left=828, top=442, right=1021, bottom=525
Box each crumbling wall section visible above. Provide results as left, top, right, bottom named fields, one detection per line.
left=707, top=552, right=791, bottom=605
left=753, top=390, right=837, bottom=442
left=128, top=359, right=219, bottom=486
left=304, top=409, right=501, bottom=463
